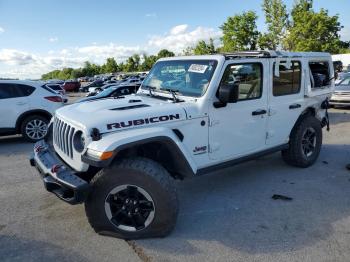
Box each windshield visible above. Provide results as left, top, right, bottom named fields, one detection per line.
left=141, top=59, right=217, bottom=97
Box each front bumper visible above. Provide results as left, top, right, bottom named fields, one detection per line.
left=29, top=140, right=91, bottom=204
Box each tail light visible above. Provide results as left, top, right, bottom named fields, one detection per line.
left=44, top=96, right=63, bottom=102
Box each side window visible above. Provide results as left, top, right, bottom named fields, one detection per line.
left=309, top=61, right=330, bottom=88
left=16, top=84, right=35, bottom=96
left=273, top=61, right=301, bottom=96
left=221, top=63, right=262, bottom=101
left=0, top=83, right=20, bottom=99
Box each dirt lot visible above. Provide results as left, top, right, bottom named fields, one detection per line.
left=0, top=96, right=349, bottom=261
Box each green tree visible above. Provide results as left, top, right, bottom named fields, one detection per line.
left=157, top=49, right=175, bottom=58
left=193, top=38, right=216, bottom=55
left=283, top=0, right=345, bottom=53
left=124, top=54, right=141, bottom=72
left=258, top=0, right=288, bottom=50
left=140, top=54, right=158, bottom=71
left=182, top=46, right=194, bottom=56
left=220, top=11, right=259, bottom=52
left=104, top=57, right=119, bottom=73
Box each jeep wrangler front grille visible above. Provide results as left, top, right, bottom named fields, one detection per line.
left=53, top=117, right=75, bottom=159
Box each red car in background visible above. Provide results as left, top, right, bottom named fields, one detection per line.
left=62, top=80, right=81, bottom=92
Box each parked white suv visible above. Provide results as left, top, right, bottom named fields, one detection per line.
left=30, top=51, right=334, bottom=239
left=0, top=80, right=65, bottom=142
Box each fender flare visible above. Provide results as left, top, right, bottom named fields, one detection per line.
left=83, top=128, right=197, bottom=178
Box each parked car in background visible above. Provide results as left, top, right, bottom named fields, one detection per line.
left=335, top=72, right=350, bottom=85
left=79, top=79, right=104, bottom=92
left=62, top=80, right=81, bottom=92
left=0, top=80, right=65, bottom=142
left=330, top=76, right=350, bottom=107
left=76, top=84, right=139, bottom=103
left=86, top=83, right=120, bottom=97
left=45, top=84, right=67, bottom=102
left=45, top=83, right=65, bottom=95
left=46, top=79, right=64, bottom=85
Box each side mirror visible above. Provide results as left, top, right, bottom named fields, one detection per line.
left=214, top=83, right=239, bottom=108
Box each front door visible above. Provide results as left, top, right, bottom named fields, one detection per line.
left=208, top=60, right=268, bottom=161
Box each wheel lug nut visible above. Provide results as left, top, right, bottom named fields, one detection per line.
left=128, top=212, right=132, bottom=216
left=122, top=206, right=126, bottom=210
left=125, top=199, right=129, bottom=203
left=133, top=200, right=137, bottom=205
left=135, top=208, right=139, bottom=213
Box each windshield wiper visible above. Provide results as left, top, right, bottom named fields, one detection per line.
left=142, top=85, right=156, bottom=97
left=160, top=88, right=183, bottom=103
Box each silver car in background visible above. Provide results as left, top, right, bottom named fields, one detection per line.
left=330, top=76, right=350, bottom=107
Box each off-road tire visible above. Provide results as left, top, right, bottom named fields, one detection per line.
left=282, top=116, right=322, bottom=168
left=85, top=157, right=178, bottom=239
left=21, top=115, right=50, bottom=143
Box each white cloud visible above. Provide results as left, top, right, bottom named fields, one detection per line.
left=77, top=43, right=143, bottom=60
left=145, top=13, right=157, bottom=18
left=170, top=24, right=188, bottom=35
left=148, top=24, right=222, bottom=53
left=0, top=26, right=4, bottom=34
left=0, top=24, right=222, bottom=79
left=0, top=49, right=35, bottom=65
left=49, top=37, right=58, bottom=42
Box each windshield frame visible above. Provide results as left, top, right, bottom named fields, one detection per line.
left=140, top=59, right=218, bottom=98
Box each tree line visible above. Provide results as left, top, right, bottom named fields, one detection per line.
left=42, top=0, right=350, bottom=80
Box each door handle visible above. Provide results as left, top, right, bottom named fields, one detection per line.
left=252, top=109, right=267, bottom=116
left=16, top=102, right=27, bottom=106
left=289, top=103, right=301, bottom=109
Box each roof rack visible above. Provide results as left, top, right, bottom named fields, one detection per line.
left=222, top=51, right=274, bottom=59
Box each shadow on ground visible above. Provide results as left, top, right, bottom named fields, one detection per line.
left=0, top=235, right=87, bottom=262
left=137, top=143, right=350, bottom=256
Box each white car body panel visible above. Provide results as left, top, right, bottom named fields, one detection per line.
left=0, top=80, right=64, bottom=130
left=50, top=52, right=333, bottom=173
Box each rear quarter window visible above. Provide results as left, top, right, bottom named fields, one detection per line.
left=16, top=84, right=36, bottom=96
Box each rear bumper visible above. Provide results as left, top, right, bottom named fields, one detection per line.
left=29, top=140, right=91, bottom=204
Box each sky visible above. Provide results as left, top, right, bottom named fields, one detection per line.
left=0, top=0, right=349, bottom=79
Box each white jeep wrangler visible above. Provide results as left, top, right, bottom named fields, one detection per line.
left=30, top=51, right=334, bottom=239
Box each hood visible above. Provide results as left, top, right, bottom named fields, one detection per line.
left=56, top=94, right=188, bottom=134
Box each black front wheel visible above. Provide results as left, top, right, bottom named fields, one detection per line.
left=85, top=157, right=178, bottom=239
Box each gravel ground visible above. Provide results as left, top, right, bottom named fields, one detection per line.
left=0, top=96, right=349, bottom=262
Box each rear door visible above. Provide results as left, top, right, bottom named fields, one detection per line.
left=0, top=83, right=31, bottom=128
left=266, top=59, right=304, bottom=146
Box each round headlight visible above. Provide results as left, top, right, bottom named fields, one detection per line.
left=73, top=131, right=85, bottom=152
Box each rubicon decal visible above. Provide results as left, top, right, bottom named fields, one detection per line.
left=107, top=114, right=181, bottom=130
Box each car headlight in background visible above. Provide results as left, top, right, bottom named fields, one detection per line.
left=73, top=131, right=86, bottom=152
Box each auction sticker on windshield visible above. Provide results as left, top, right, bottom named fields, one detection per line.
left=188, top=64, right=208, bottom=73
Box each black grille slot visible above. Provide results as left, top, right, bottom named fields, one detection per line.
left=53, top=117, right=75, bottom=159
